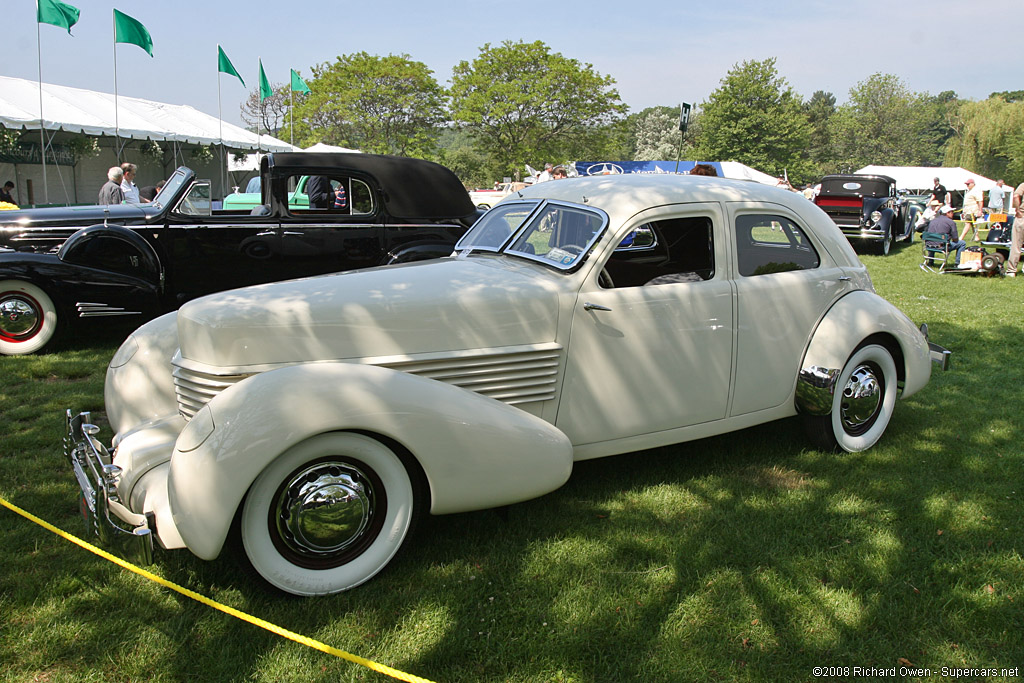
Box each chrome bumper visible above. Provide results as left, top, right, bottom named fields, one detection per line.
left=919, top=324, right=951, bottom=371
left=65, top=410, right=154, bottom=565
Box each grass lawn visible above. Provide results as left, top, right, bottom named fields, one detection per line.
left=1, top=240, right=1021, bottom=682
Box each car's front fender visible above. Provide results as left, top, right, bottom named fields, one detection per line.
left=796, top=291, right=932, bottom=416
left=167, top=363, right=574, bottom=560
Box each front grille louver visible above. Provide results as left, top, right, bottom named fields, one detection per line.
left=172, top=346, right=562, bottom=420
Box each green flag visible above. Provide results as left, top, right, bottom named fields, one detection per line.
left=113, top=9, right=153, bottom=57
left=37, top=0, right=80, bottom=35
left=259, top=59, right=272, bottom=101
left=217, top=45, right=245, bottom=87
left=290, top=69, right=311, bottom=94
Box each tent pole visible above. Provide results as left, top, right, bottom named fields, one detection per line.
left=36, top=18, right=49, bottom=205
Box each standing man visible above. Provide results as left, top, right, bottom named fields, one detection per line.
left=120, top=163, right=141, bottom=204
left=306, top=176, right=334, bottom=209
left=0, top=181, right=15, bottom=204
left=988, top=179, right=1007, bottom=214
left=959, top=178, right=984, bottom=241
left=929, top=177, right=949, bottom=206
left=1006, top=181, right=1024, bottom=278
left=98, top=166, right=124, bottom=205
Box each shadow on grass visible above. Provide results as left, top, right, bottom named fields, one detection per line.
left=1, top=314, right=1021, bottom=682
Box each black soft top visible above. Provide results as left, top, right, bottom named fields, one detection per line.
left=818, top=174, right=895, bottom=198
left=263, top=153, right=475, bottom=220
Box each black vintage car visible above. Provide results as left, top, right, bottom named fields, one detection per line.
left=0, top=153, right=479, bottom=355
left=813, top=174, right=919, bottom=255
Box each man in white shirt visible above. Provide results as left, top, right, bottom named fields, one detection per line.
left=120, top=162, right=141, bottom=204
left=988, top=179, right=1006, bottom=213
left=959, top=178, right=984, bottom=241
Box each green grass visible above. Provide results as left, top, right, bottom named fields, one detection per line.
left=2, top=242, right=1022, bottom=682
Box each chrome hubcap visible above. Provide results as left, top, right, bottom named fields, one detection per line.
left=273, top=460, right=381, bottom=567
left=840, top=363, right=883, bottom=435
left=0, top=295, right=41, bottom=340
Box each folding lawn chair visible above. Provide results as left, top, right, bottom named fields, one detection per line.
left=920, top=232, right=954, bottom=273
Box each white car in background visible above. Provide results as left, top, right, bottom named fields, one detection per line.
left=66, top=173, right=949, bottom=596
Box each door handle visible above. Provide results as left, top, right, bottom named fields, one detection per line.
left=583, top=302, right=612, bottom=312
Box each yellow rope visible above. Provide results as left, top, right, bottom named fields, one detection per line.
left=0, top=494, right=437, bottom=683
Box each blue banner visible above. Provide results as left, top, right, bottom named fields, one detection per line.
left=573, top=161, right=723, bottom=177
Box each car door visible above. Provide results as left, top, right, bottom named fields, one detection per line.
left=728, top=203, right=852, bottom=416
left=557, top=203, right=734, bottom=447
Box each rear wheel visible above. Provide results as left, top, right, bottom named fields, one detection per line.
left=0, top=280, right=60, bottom=355
left=241, top=432, right=422, bottom=596
left=804, top=344, right=898, bottom=452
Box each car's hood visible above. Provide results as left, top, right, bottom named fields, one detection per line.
left=176, top=257, right=564, bottom=369
left=0, top=202, right=154, bottom=229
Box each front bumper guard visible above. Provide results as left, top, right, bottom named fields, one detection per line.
left=65, top=410, right=153, bottom=565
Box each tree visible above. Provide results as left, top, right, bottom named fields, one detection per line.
left=449, top=40, right=627, bottom=177
left=826, top=73, right=933, bottom=172
left=944, top=97, right=1024, bottom=184
left=291, top=52, right=446, bottom=156
left=631, top=106, right=682, bottom=161
left=693, top=58, right=812, bottom=182
left=240, top=83, right=290, bottom=135
left=803, top=90, right=836, bottom=170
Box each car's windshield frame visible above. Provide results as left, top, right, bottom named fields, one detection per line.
left=455, top=199, right=609, bottom=272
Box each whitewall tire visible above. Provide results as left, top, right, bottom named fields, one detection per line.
left=0, top=280, right=60, bottom=355
left=806, top=344, right=898, bottom=453
left=241, top=432, right=420, bottom=596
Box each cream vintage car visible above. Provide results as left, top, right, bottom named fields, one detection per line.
left=66, top=174, right=949, bottom=596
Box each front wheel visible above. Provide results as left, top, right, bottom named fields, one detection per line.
left=241, top=432, right=422, bottom=596
left=878, top=229, right=892, bottom=255
left=0, top=280, right=60, bottom=355
left=804, top=344, right=898, bottom=452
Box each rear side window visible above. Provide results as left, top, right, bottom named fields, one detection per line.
left=735, top=214, right=819, bottom=277
left=288, top=175, right=374, bottom=216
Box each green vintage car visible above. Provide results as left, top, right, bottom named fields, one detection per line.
left=222, top=175, right=336, bottom=211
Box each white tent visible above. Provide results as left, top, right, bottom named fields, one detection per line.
left=0, top=75, right=293, bottom=151
left=227, top=143, right=362, bottom=173
left=720, top=161, right=778, bottom=185
left=857, top=165, right=999, bottom=192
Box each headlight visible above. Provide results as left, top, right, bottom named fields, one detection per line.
left=177, top=405, right=215, bottom=452
left=870, top=211, right=882, bottom=223
left=108, top=336, right=139, bottom=368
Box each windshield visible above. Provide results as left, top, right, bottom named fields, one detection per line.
left=455, top=200, right=607, bottom=270
left=152, top=170, right=189, bottom=208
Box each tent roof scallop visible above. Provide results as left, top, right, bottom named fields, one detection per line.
left=0, top=75, right=293, bottom=152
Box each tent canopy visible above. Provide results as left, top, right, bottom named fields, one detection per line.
left=0, top=75, right=293, bottom=152
left=856, top=165, right=999, bottom=192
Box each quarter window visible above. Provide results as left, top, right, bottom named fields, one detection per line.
left=735, top=214, right=819, bottom=277
left=288, top=175, right=374, bottom=216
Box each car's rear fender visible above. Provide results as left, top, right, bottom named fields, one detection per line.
left=796, top=291, right=931, bottom=416
left=167, top=363, right=574, bottom=560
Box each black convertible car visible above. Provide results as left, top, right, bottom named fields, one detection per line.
left=0, top=153, right=479, bottom=354
left=813, top=174, right=919, bottom=255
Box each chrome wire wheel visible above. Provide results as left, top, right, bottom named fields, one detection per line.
left=242, top=432, right=419, bottom=596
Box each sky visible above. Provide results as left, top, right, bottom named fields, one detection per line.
left=3, top=0, right=1019, bottom=133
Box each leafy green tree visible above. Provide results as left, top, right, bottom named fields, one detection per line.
left=803, top=90, right=835, bottom=171
left=826, top=73, right=934, bottom=172
left=945, top=97, right=1024, bottom=184
left=693, top=58, right=812, bottom=182
left=292, top=52, right=446, bottom=156
left=630, top=106, right=683, bottom=161
left=449, top=40, right=627, bottom=177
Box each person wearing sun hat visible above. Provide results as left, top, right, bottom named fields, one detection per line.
left=959, top=178, right=985, bottom=241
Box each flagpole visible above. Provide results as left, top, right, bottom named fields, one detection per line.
left=218, top=51, right=225, bottom=198
left=112, top=10, right=120, bottom=163
left=290, top=88, right=294, bottom=147
left=36, top=9, right=49, bottom=205
left=258, top=57, right=263, bottom=157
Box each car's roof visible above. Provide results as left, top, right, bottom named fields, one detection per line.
left=513, top=174, right=811, bottom=226
left=263, top=152, right=476, bottom=220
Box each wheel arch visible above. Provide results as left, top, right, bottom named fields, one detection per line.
left=796, top=291, right=932, bottom=416
left=167, top=363, right=573, bottom=561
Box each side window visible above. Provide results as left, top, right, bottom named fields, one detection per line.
left=735, top=214, right=819, bottom=277
left=602, top=216, right=715, bottom=288
left=289, top=175, right=374, bottom=216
